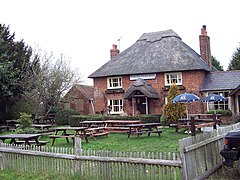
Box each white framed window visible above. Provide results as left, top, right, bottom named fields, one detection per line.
left=108, top=99, right=123, bottom=114
left=207, top=91, right=230, bottom=111
left=164, top=72, right=182, bottom=86
left=107, top=77, right=122, bottom=89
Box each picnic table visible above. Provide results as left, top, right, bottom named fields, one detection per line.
left=79, top=121, right=105, bottom=128
left=32, top=124, right=53, bottom=133
left=6, top=119, right=19, bottom=130
left=84, top=127, right=109, bottom=140
left=124, top=123, right=162, bottom=138
left=49, top=126, right=88, bottom=145
left=0, top=133, right=48, bottom=146
left=176, top=114, right=221, bottom=133
left=104, top=120, right=141, bottom=133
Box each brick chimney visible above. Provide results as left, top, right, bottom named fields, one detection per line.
left=110, top=44, right=120, bottom=59
left=199, top=25, right=212, bottom=70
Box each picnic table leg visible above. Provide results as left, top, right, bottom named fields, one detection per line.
left=127, top=127, right=132, bottom=138
left=51, top=138, right=56, bottom=146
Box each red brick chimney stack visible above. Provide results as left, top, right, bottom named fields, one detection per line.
left=199, top=25, right=212, bottom=70
left=110, top=44, right=120, bottom=59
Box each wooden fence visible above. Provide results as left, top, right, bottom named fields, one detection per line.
left=0, top=141, right=182, bottom=180
left=1, top=123, right=240, bottom=179
left=179, top=122, right=240, bottom=180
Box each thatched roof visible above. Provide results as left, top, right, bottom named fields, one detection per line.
left=124, top=78, right=159, bottom=99
left=89, top=29, right=211, bottom=78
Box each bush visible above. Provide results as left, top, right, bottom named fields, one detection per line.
left=9, top=99, right=35, bottom=119
left=136, top=114, right=161, bottom=123
left=15, top=112, right=36, bottom=134
left=163, top=84, right=186, bottom=125
left=69, top=115, right=104, bottom=127
left=55, top=109, right=80, bottom=125
left=207, top=109, right=232, bottom=116
left=48, top=106, right=63, bottom=114
left=68, top=114, right=161, bottom=126
left=104, top=115, right=139, bottom=120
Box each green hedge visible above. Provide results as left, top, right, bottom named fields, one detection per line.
left=68, top=114, right=161, bottom=126
left=55, top=109, right=80, bottom=125
left=206, top=109, right=232, bottom=116
left=69, top=115, right=104, bottom=127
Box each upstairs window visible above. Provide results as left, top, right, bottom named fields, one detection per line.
left=107, top=77, right=122, bottom=89
left=108, top=99, right=123, bottom=114
left=164, top=72, right=182, bottom=86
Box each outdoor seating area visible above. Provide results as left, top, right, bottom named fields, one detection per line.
left=175, top=114, right=222, bottom=134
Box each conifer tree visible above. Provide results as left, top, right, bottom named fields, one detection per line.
left=163, top=84, right=186, bottom=124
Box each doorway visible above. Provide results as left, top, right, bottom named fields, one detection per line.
left=136, top=97, right=148, bottom=114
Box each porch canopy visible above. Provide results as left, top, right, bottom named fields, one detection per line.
left=124, top=78, right=159, bottom=99
left=124, top=78, right=159, bottom=115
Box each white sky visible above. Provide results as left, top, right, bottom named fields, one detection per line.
left=1, top=0, right=240, bottom=85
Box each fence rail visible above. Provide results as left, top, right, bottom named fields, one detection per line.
left=179, top=122, right=240, bottom=180
left=0, top=143, right=181, bottom=180
left=1, top=123, right=240, bottom=179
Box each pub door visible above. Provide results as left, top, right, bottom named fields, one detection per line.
left=136, top=97, right=149, bottom=114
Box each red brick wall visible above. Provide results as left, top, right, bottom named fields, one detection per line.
left=93, top=70, right=207, bottom=115
left=63, top=87, right=92, bottom=115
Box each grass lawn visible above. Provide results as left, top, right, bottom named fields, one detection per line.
left=37, top=127, right=189, bottom=153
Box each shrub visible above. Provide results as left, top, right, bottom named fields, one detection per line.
left=207, top=109, right=232, bottom=116
left=55, top=109, right=80, bottom=125
left=10, top=99, right=35, bottom=119
left=163, top=84, right=186, bottom=125
left=48, top=106, right=63, bottom=114
left=15, top=112, right=36, bottom=134
left=69, top=115, right=104, bottom=127
left=104, top=115, right=138, bottom=120
left=136, top=114, right=161, bottom=123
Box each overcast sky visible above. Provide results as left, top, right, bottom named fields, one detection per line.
left=1, top=0, right=240, bottom=85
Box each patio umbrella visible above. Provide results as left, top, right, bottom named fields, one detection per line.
left=172, top=93, right=200, bottom=118
left=172, top=93, right=200, bottom=103
left=201, top=94, right=226, bottom=114
left=201, top=94, right=226, bottom=102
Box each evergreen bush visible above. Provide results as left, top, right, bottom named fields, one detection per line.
left=163, top=84, right=186, bottom=125
left=55, top=109, right=80, bottom=125
left=9, top=99, right=35, bottom=119
left=69, top=115, right=104, bottom=126
left=15, top=112, right=36, bottom=134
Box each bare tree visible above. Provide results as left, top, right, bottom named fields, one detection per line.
left=23, top=48, right=82, bottom=116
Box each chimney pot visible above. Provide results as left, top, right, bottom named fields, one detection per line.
left=199, top=25, right=212, bottom=70
left=110, top=44, right=120, bottom=59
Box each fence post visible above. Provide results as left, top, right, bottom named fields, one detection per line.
left=213, top=114, right=217, bottom=130
left=0, top=154, right=3, bottom=170
left=75, top=137, right=82, bottom=156
left=190, top=116, right=195, bottom=136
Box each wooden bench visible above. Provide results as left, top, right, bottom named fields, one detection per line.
left=0, top=126, right=8, bottom=133
left=15, top=140, right=49, bottom=146
left=85, top=127, right=109, bottom=140
left=104, top=127, right=129, bottom=133
left=49, top=135, right=76, bottom=146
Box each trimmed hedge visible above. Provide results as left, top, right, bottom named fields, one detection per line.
left=68, top=114, right=161, bottom=127
left=69, top=115, right=104, bottom=127
left=206, top=109, right=232, bottom=116
left=55, top=109, right=80, bottom=125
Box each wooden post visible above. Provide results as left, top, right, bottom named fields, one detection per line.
left=132, top=97, right=135, bottom=116
left=213, top=114, right=217, bottom=130
left=190, top=116, right=195, bottom=136
left=75, top=137, right=82, bottom=156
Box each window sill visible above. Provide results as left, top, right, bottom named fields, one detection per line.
left=105, top=89, right=124, bottom=94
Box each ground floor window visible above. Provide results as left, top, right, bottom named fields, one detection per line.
left=108, top=99, right=123, bottom=114
left=207, top=91, right=230, bottom=111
